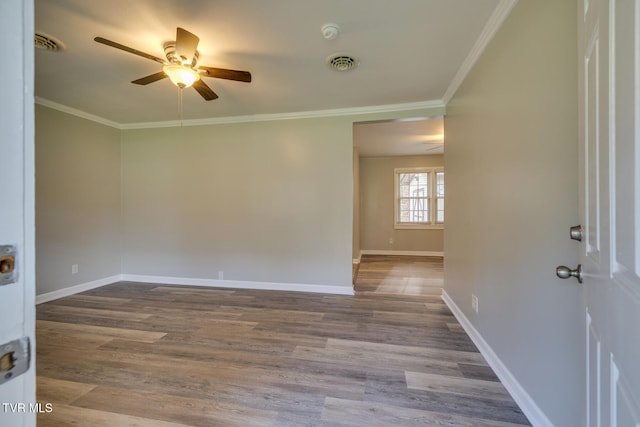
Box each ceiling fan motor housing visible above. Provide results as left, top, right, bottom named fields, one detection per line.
left=164, top=42, right=199, bottom=67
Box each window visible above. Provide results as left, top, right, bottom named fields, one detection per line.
left=394, top=167, right=444, bottom=228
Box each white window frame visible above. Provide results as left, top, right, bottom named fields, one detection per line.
left=394, top=167, right=444, bottom=229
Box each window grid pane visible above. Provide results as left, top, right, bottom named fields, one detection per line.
left=436, top=198, right=444, bottom=223
left=436, top=172, right=445, bottom=197
left=436, top=171, right=444, bottom=223
left=398, top=173, right=430, bottom=223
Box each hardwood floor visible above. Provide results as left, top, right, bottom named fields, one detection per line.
left=354, top=255, right=443, bottom=296
left=36, top=256, right=530, bottom=426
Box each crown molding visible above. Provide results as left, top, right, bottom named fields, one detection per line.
left=442, top=0, right=519, bottom=104
left=119, top=100, right=446, bottom=129
left=34, top=97, right=123, bottom=129
left=35, top=97, right=445, bottom=130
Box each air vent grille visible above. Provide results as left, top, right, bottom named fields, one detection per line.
left=327, top=54, right=359, bottom=72
left=34, top=32, right=66, bottom=52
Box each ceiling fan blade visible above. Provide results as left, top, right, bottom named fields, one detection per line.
left=175, top=27, right=199, bottom=64
left=192, top=79, right=218, bottom=101
left=198, top=66, right=252, bottom=83
left=131, top=71, right=167, bottom=85
left=94, top=37, right=165, bottom=64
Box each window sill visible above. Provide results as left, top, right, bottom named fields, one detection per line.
left=394, top=223, right=444, bottom=230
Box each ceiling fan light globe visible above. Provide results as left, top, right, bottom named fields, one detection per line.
left=162, top=64, right=200, bottom=88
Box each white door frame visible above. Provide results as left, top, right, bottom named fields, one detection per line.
left=0, top=0, right=36, bottom=426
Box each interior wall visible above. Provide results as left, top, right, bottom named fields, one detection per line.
left=35, top=102, right=444, bottom=295
left=359, top=154, right=444, bottom=254
left=444, top=0, right=581, bottom=425
left=35, top=105, right=121, bottom=295
left=352, top=147, right=360, bottom=261
left=121, top=117, right=355, bottom=288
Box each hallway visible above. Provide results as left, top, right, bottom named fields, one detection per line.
left=354, top=255, right=443, bottom=296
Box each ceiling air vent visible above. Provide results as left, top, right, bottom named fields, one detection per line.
left=327, top=54, right=359, bottom=72
left=34, top=32, right=66, bottom=52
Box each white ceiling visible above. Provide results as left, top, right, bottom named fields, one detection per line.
left=354, top=117, right=444, bottom=157
left=35, top=0, right=502, bottom=154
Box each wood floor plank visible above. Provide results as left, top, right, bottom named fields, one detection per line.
left=363, top=370, right=529, bottom=425
left=71, top=385, right=279, bottom=427
left=36, top=327, right=114, bottom=351
left=36, top=377, right=97, bottom=405
left=447, top=322, right=465, bottom=332
left=190, top=318, right=259, bottom=339
left=37, top=403, right=194, bottom=427
left=37, top=320, right=167, bottom=343
left=371, top=310, right=456, bottom=328
left=291, top=345, right=465, bottom=377
left=137, top=306, right=244, bottom=324
left=405, top=371, right=513, bottom=401
left=236, top=307, right=326, bottom=323
left=326, top=338, right=487, bottom=365
left=457, top=362, right=501, bottom=382
left=62, top=294, right=133, bottom=304
left=321, top=396, right=530, bottom=427
left=37, top=304, right=152, bottom=321
left=150, top=286, right=237, bottom=296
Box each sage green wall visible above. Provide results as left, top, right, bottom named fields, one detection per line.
left=444, top=0, right=581, bottom=424
left=359, top=155, right=444, bottom=253
left=35, top=105, right=121, bottom=294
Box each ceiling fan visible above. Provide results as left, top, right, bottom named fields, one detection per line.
left=94, top=27, right=251, bottom=101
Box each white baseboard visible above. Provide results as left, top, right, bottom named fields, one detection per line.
left=360, top=250, right=444, bottom=257
left=35, top=274, right=354, bottom=304
left=121, top=274, right=355, bottom=296
left=441, top=290, right=553, bottom=427
left=36, top=275, right=122, bottom=304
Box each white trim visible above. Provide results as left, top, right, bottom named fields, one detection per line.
left=441, top=290, right=553, bottom=427
left=121, top=274, right=355, bottom=295
left=35, top=97, right=122, bottom=129
left=120, top=100, right=445, bottom=129
left=35, top=274, right=354, bottom=303
left=35, top=96, right=445, bottom=130
left=35, top=275, right=122, bottom=304
left=360, top=250, right=444, bottom=257
left=442, top=0, right=519, bottom=104
left=394, top=224, right=445, bottom=230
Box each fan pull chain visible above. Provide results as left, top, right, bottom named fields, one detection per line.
left=178, top=88, right=184, bottom=127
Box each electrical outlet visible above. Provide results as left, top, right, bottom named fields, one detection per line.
left=389, top=237, right=394, bottom=244
left=71, top=264, right=78, bottom=275
left=218, top=271, right=224, bottom=280
left=471, top=294, right=479, bottom=313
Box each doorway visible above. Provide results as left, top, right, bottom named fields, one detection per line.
left=352, top=116, right=445, bottom=290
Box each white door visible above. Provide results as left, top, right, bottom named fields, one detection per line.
left=0, top=1, right=36, bottom=426
left=579, top=0, right=640, bottom=425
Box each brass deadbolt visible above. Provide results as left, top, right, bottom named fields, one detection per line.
left=0, top=256, right=14, bottom=274
left=0, top=352, right=15, bottom=372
